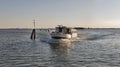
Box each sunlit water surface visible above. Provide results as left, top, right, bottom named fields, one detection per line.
left=0, top=29, right=120, bottom=67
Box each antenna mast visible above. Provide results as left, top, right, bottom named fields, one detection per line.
left=33, top=19, right=35, bottom=29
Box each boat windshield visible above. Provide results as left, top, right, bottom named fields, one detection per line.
left=56, top=27, right=62, bottom=33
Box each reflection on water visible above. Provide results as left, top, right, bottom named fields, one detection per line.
left=49, top=43, right=73, bottom=67
left=50, top=43, right=72, bottom=54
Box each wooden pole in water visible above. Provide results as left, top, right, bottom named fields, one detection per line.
left=30, top=19, right=36, bottom=40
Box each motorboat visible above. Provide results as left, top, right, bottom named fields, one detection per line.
left=48, top=25, right=79, bottom=44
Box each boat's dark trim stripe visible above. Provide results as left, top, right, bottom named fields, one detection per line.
left=52, top=37, right=67, bottom=39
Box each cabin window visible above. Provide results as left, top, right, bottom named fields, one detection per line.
left=58, top=27, right=62, bottom=32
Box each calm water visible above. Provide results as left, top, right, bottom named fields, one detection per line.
left=0, top=29, right=120, bottom=67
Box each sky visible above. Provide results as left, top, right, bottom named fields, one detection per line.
left=0, top=0, right=120, bottom=28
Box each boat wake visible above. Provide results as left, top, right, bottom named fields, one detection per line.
left=78, top=33, right=113, bottom=41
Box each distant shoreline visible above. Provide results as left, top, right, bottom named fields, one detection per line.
left=0, top=27, right=120, bottom=30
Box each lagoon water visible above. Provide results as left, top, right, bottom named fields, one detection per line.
left=0, top=29, right=120, bottom=67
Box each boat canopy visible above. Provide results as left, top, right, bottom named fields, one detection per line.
left=55, top=25, right=76, bottom=34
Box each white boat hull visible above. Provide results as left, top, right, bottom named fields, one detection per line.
left=51, top=32, right=78, bottom=39
left=48, top=39, right=71, bottom=44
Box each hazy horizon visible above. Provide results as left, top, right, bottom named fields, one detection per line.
left=1, top=0, right=120, bottom=28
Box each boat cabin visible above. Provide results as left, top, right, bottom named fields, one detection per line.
left=51, top=25, right=78, bottom=39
